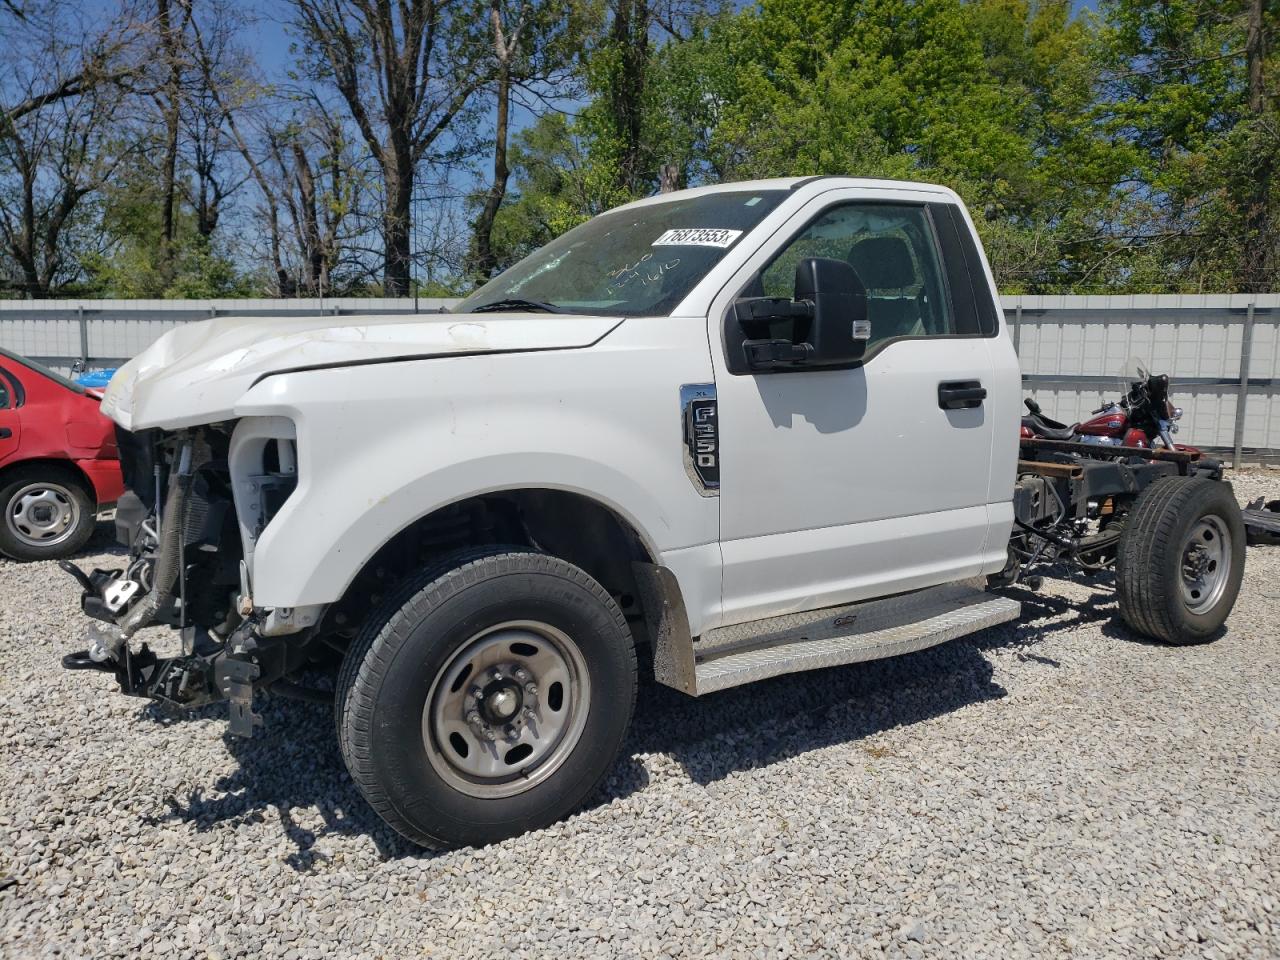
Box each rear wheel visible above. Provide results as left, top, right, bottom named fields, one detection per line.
left=0, top=464, right=96, bottom=561
left=1116, top=477, right=1245, bottom=644
left=336, top=547, right=636, bottom=849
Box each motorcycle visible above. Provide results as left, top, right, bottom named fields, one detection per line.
left=1021, top=361, right=1196, bottom=453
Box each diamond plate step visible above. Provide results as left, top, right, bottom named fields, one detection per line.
left=692, top=583, right=1020, bottom=695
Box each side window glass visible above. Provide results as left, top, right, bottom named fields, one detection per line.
left=0, top=375, right=10, bottom=410
left=757, top=203, right=954, bottom=350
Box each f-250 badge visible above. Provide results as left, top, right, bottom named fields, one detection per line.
left=680, top=384, right=719, bottom=496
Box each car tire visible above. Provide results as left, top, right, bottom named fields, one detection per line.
left=335, top=547, right=637, bottom=849
left=1116, top=477, right=1246, bottom=644
left=0, top=464, right=97, bottom=561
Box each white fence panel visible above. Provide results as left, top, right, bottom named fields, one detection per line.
left=1004, top=295, right=1279, bottom=460
left=2, top=294, right=1278, bottom=459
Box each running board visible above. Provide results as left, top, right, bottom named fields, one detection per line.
left=684, top=583, right=1020, bottom=696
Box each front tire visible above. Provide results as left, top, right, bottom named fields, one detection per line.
left=1116, top=477, right=1246, bottom=644
left=336, top=548, right=637, bottom=849
left=0, top=464, right=96, bottom=561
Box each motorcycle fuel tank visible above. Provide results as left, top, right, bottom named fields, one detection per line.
left=1077, top=408, right=1128, bottom=437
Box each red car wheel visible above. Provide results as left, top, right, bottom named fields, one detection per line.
left=0, top=464, right=96, bottom=561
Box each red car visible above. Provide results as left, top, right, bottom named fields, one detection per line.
left=0, top=348, right=125, bottom=560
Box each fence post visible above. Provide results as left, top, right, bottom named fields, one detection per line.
left=77, top=305, right=89, bottom=367
left=1011, top=301, right=1022, bottom=354
left=1232, top=301, right=1256, bottom=469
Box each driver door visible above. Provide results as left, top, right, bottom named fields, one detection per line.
left=709, top=190, right=1005, bottom=628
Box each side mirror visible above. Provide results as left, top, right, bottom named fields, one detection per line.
left=794, top=257, right=870, bottom=364
left=727, top=257, right=869, bottom=374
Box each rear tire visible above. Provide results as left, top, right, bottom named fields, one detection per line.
left=0, top=464, right=96, bottom=561
left=1116, top=477, right=1245, bottom=644
left=335, top=547, right=637, bottom=849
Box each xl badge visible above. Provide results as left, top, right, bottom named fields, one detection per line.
left=680, top=384, right=719, bottom=496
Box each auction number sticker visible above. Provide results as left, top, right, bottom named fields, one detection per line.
left=652, top=228, right=743, bottom=248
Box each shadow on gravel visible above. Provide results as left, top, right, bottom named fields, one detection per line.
left=148, top=642, right=1004, bottom=860
left=143, top=693, right=652, bottom=868
left=141, top=697, right=401, bottom=868
left=83, top=518, right=128, bottom=558
left=626, top=638, right=1008, bottom=787
left=976, top=580, right=1115, bottom=651
left=628, top=574, right=1146, bottom=788
left=992, top=574, right=1175, bottom=649
left=136, top=575, right=1153, bottom=860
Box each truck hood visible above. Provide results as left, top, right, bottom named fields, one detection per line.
left=101, top=311, right=623, bottom=430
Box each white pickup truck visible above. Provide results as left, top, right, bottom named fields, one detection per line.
left=61, top=177, right=1245, bottom=849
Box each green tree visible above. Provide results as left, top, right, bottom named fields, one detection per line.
left=659, top=0, right=1112, bottom=291
left=1092, top=0, right=1278, bottom=291
left=486, top=112, right=629, bottom=266
left=86, top=160, right=250, bottom=297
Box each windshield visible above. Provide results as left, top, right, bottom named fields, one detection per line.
left=0, top=347, right=85, bottom=394
left=455, top=190, right=788, bottom=317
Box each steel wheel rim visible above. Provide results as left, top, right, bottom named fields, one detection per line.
left=423, top=620, right=590, bottom=799
left=1179, top=515, right=1231, bottom=615
left=6, top=482, right=80, bottom=548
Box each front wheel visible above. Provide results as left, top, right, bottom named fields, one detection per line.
left=0, top=464, right=96, bottom=561
left=336, top=548, right=637, bottom=849
left=1116, top=477, right=1246, bottom=644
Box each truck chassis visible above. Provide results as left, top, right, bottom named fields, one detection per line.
left=999, top=437, right=1243, bottom=649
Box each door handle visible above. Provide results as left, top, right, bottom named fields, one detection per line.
left=0, top=427, right=11, bottom=439
left=938, top=380, right=986, bottom=410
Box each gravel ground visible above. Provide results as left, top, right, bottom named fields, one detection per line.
left=2, top=470, right=1278, bottom=960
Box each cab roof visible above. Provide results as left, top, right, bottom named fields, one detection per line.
left=617, top=176, right=960, bottom=211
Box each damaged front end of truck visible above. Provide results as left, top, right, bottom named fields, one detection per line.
left=61, top=420, right=314, bottom=736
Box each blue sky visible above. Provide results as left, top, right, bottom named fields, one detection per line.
left=240, top=1, right=294, bottom=82
left=244, top=0, right=1103, bottom=92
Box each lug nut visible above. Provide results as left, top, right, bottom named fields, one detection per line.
left=524, top=683, right=538, bottom=696
left=514, top=668, right=530, bottom=682
left=466, top=711, right=481, bottom=726
left=504, top=724, right=518, bottom=740
left=482, top=728, right=497, bottom=742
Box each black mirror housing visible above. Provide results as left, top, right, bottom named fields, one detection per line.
left=793, top=257, right=869, bottom=367
left=725, top=257, right=870, bottom=374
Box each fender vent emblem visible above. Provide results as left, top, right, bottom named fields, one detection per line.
left=680, top=384, right=719, bottom=497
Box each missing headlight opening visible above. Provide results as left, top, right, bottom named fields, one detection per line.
left=60, top=418, right=301, bottom=735
left=60, top=411, right=541, bottom=738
